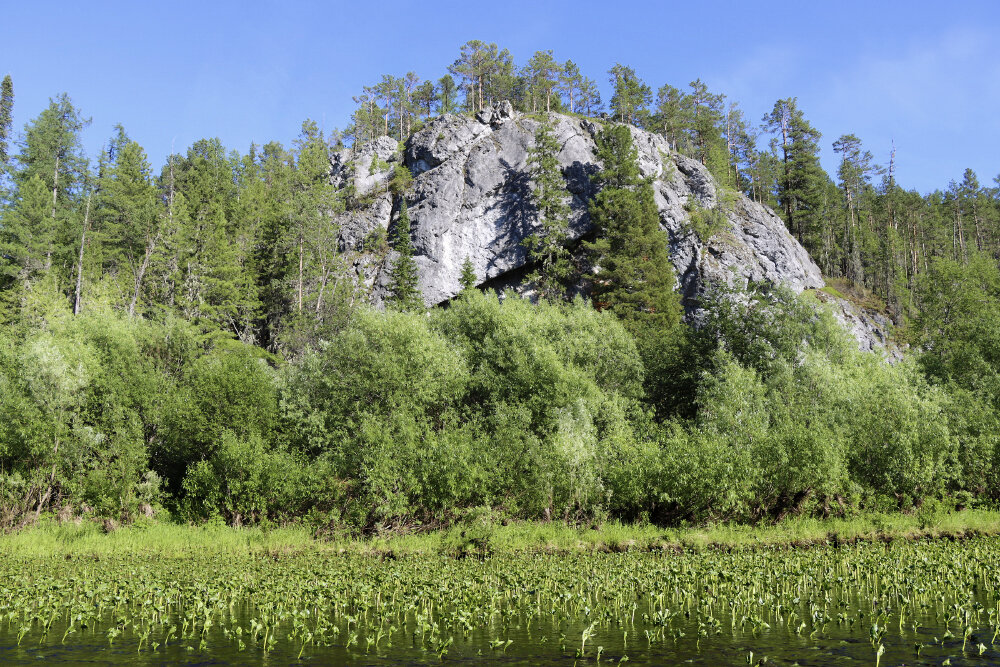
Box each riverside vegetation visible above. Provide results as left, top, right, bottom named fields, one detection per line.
left=3, top=520, right=1000, bottom=665
left=2, top=39, right=1000, bottom=665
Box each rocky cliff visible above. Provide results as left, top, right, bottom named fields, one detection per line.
left=330, top=102, right=898, bottom=357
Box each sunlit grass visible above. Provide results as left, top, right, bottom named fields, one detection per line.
left=0, top=516, right=317, bottom=557
left=3, top=508, right=999, bottom=557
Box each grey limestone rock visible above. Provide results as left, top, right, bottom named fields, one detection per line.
left=330, top=135, right=398, bottom=197
left=813, top=290, right=904, bottom=362
left=331, top=101, right=896, bottom=356
left=397, top=103, right=823, bottom=309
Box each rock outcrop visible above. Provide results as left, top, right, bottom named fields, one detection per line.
left=330, top=102, right=898, bottom=356
left=813, top=290, right=904, bottom=361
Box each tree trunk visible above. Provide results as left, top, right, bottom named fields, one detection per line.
left=46, top=155, right=60, bottom=271
left=73, top=192, right=92, bottom=315
left=51, top=155, right=59, bottom=219
left=297, top=235, right=304, bottom=312
left=128, top=235, right=158, bottom=317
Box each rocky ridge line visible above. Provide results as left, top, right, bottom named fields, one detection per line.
left=330, top=101, right=898, bottom=358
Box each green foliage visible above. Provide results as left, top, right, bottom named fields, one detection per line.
left=387, top=200, right=423, bottom=311
left=0, top=303, right=173, bottom=524
left=180, top=431, right=318, bottom=525
left=683, top=197, right=728, bottom=242
left=431, top=291, right=646, bottom=520
left=608, top=64, right=651, bottom=125
left=388, top=163, right=412, bottom=195
left=459, top=256, right=477, bottom=291
left=912, top=255, right=1000, bottom=405
left=523, top=119, right=572, bottom=301
left=279, top=307, right=468, bottom=524
left=585, top=124, right=682, bottom=333
left=1, top=49, right=999, bottom=534
left=0, top=75, right=12, bottom=166
left=0, top=174, right=51, bottom=286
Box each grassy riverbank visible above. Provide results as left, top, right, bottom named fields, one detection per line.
left=3, top=508, right=1000, bottom=558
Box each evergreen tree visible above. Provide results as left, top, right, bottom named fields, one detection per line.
left=292, top=121, right=352, bottom=345
left=290, top=120, right=339, bottom=316
left=459, top=256, right=477, bottom=291
left=523, top=119, right=572, bottom=301
left=164, top=137, right=258, bottom=337
left=13, top=94, right=91, bottom=281
left=957, top=168, right=987, bottom=254
left=437, top=74, right=457, bottom=114
left=833, top=133, right=883, bottom=283
left=349, top=89, right=382, bottom=145
left=654, top=83, right=690, bottom=153
left=413, top=80, right=436, bottom=118
left=687, top=79, right=726, bottom=169
left=724, top=103, right=757, bottom=195
left=559, top=60, right=583, bottom=114
left=584, top=124, right=681, bottom=331
left=247, top=140, right=294, bottom=349
left=0, top=74, right=13, bottom=167
left=96, top=126, right=161, bottom=316
left=578, top=77, right=602, bottom=116
left=388, top=200, right=422, bottom=311
left=762, top=98, right=825, bottom=252
left=0, top=174, right=51, bottom=286
left=608, top=64, right=651, bottom=126
left=449, top=40, right=502, bottom=112
left=525, top=50, right=562, bottom=113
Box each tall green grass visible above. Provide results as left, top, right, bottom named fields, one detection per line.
left=4, top=509, right=999, bottom=558
left=0, top=517, right=317, bottom=557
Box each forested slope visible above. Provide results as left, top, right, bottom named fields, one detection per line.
left=0, top=43, right=998, bottom=531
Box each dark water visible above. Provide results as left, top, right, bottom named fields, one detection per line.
left=2, top=599, right=998, bottom=665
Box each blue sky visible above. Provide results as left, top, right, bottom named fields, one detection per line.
left=4, top=0, right=998, bottom=193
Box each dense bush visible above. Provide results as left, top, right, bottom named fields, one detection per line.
left=2, top=274, right=998, bottom=530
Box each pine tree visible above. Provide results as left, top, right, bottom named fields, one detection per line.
left=523, top=119, right=571, bottom=301
left=608, top=64, right=651, bottom=126
left=723, top=103, right=757, bottom=195
left=437, top=75, right=457, bottom=114
left=349, top=90, right=382, bottom=145
left=96, top=126, right=161, bottom=316
left=654, top=83, right=690, bottom=153
left=388, top=200, right=422, bottom=311
left=165, top=137, right=257, bottom=336
left=247, top=140, right=294, bottom=349
left=448, top=40, right=504, bottom=112
left=526, top=50, right=562, bottom=113
left=14, top=94, right=91, bottom=281
left=413, top=80, right=436, bottom=118
left=459, top=256, right=477, bottom=291
left=687, top=79, right=726, bottom=169
left=0, top=174, right=51, bottom=286
left=0, top=75, right=13, bottom=167
left=833, top=133, right=883, bottom=283
left=578, top=77, right=602, bottom=116
left=584, top=124, right=681, bottom=331
left=559, top=61, right=583, bottom=114
left=762, top=98, right=826, bottom=252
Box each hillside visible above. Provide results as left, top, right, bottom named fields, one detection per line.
left=330, top=102, right=900, bottom=355
left=0, top=67, right=997, bottom=532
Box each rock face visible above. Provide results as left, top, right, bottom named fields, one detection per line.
left=333, top=103, right=823, bottom=307
left=813, top=291, right=904, bottom=361
left=329, top=102, right=894, bottom=356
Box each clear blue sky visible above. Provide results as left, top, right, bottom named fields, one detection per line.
left=4, top=0, right=998, bottom=193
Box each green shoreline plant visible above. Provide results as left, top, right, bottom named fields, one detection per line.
left=1, top=527, right=999, bottom=664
